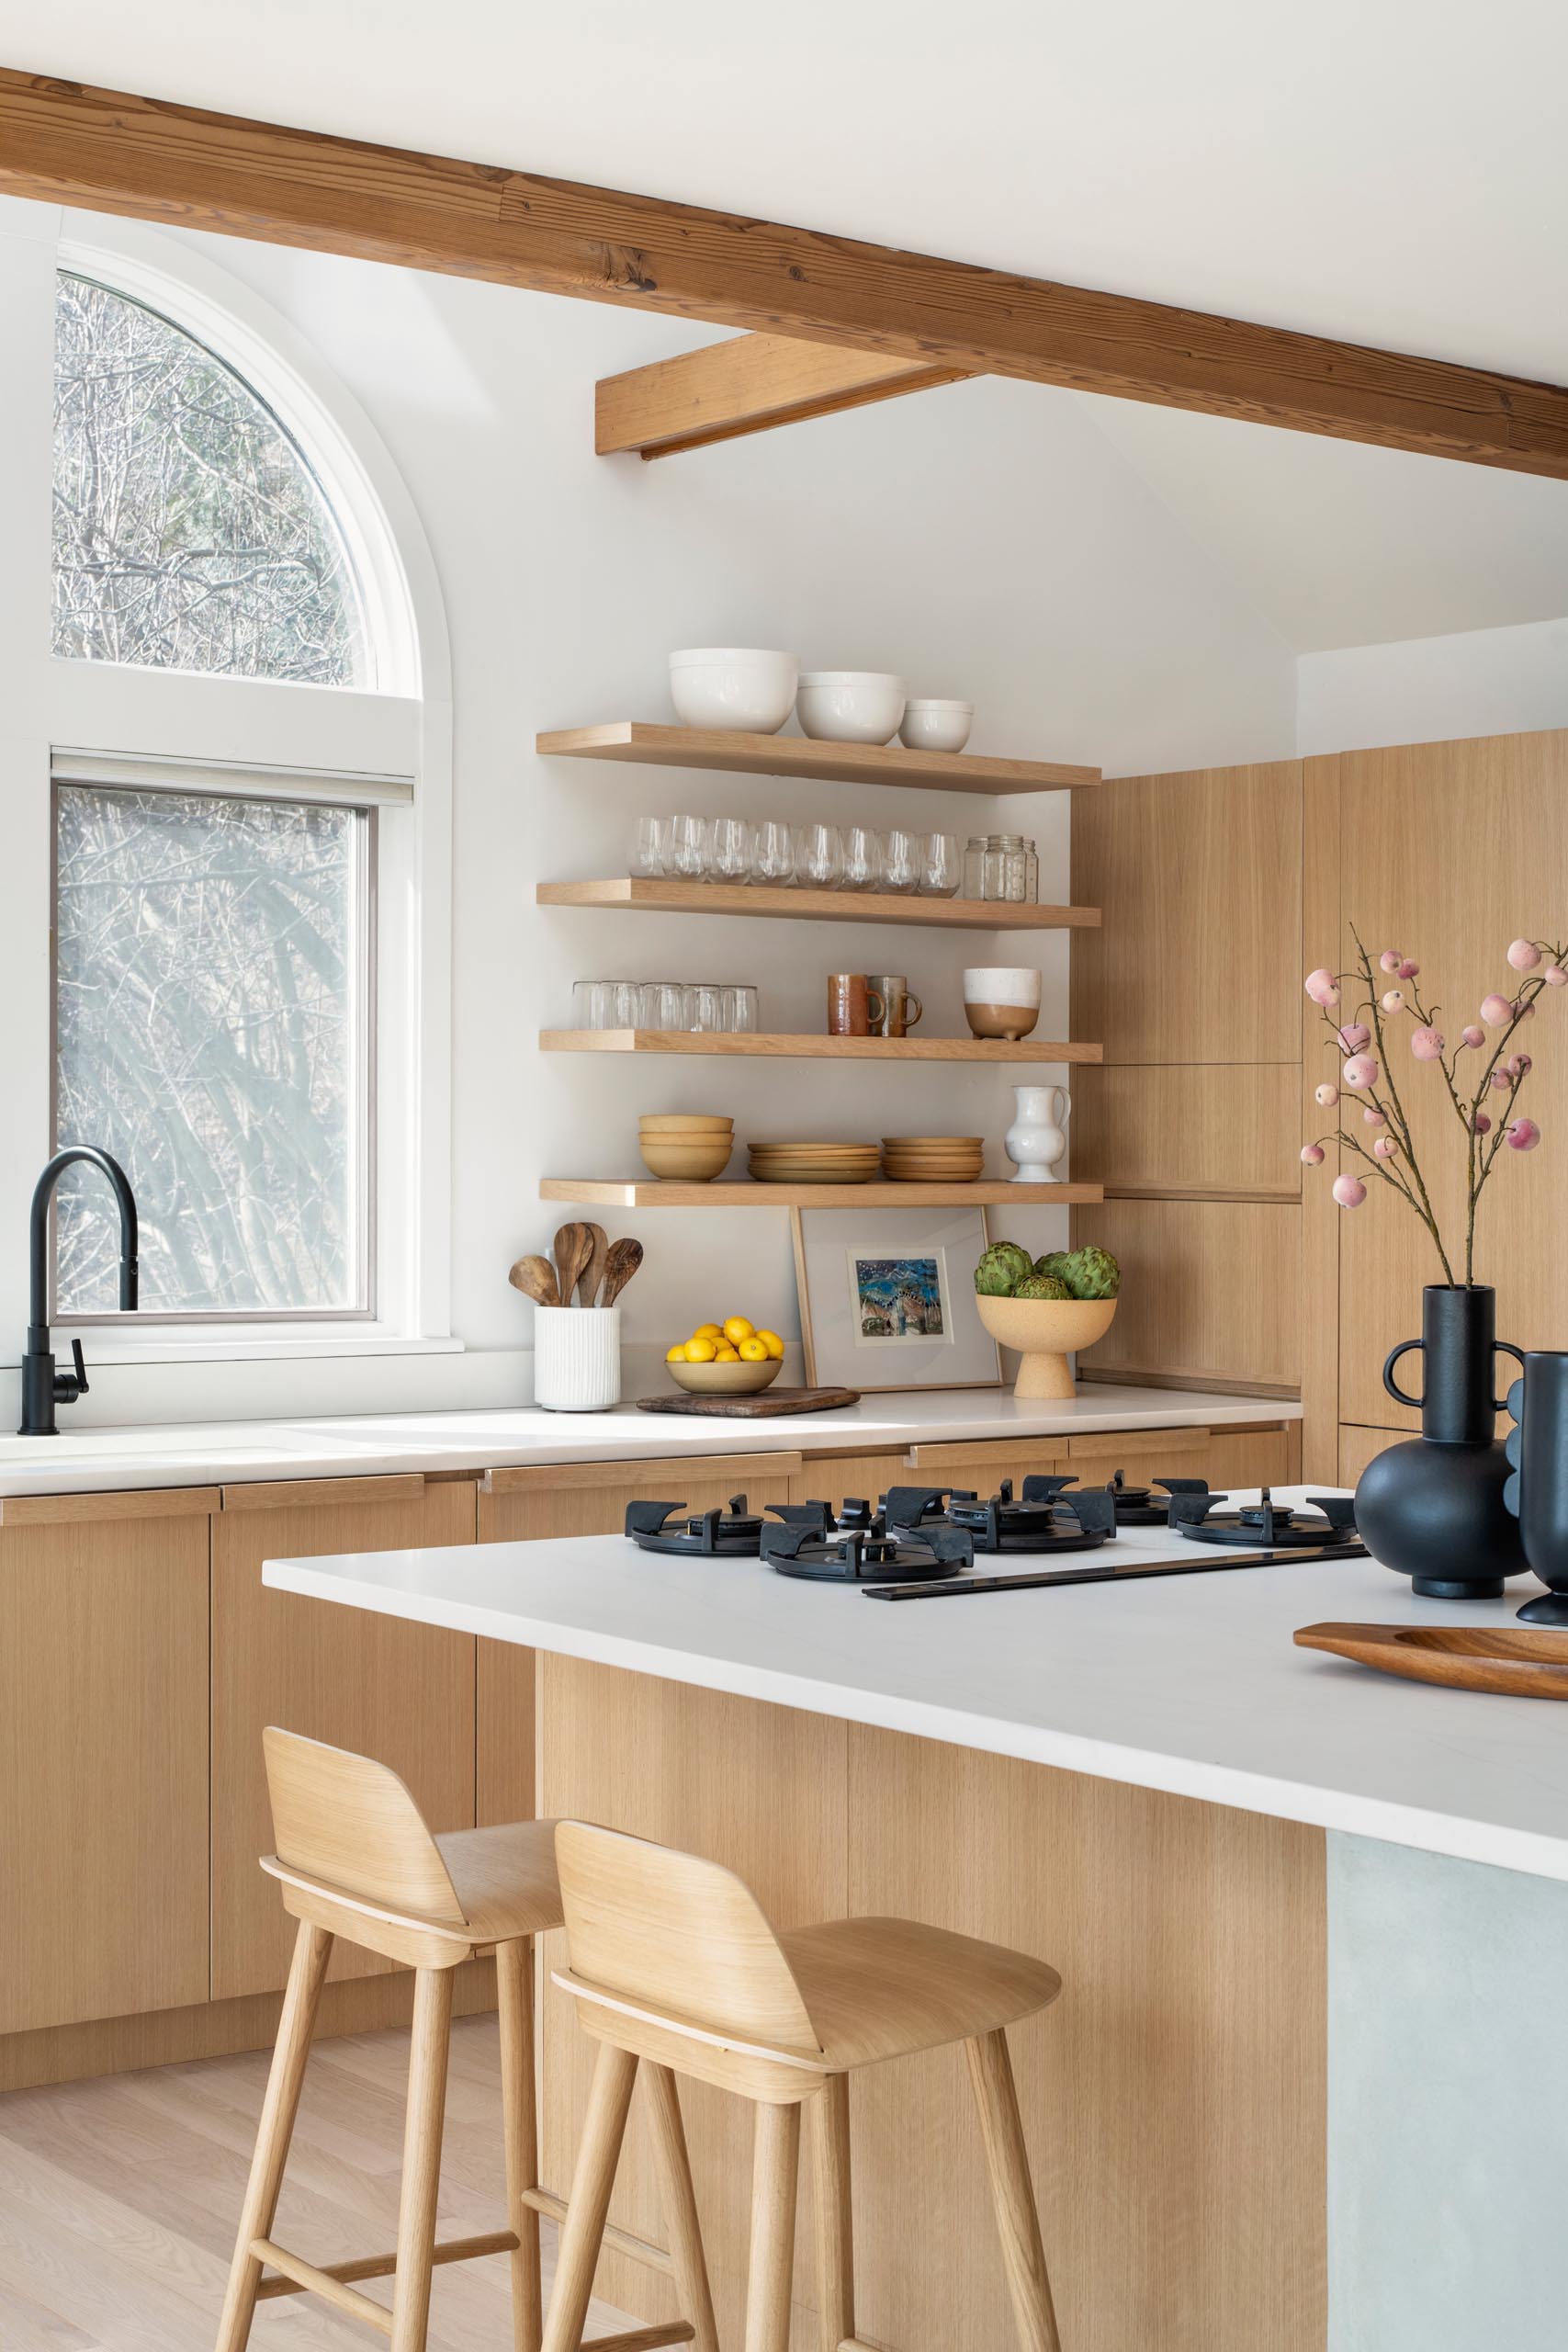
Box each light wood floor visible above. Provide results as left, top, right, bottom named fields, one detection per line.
left=0, top=2015, right=641, bottom=2350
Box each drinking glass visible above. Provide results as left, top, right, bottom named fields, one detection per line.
left=706, top=815, right=752, bottom=884
left=668, top=813, right=707, bottom=880
left=919, top=831, right=961, bottom=897
left=721, top=984, right=760, bottom=1032
left=795, top=822, right=845, bottom=890
left=881, top=827, right=919, bottom=894
left=637, top=981, right=685, bottom=1029
left=684, top=983, right=726, bottom=1033
left=631, top=815, right=669, bottom=878
left=572, top=978, right=615, bottom=1029
left=610, top=980, right=642, bottom=1029
left=841, top=825, right=881, bottom=892
left=750, top=819, right=795, bottom=886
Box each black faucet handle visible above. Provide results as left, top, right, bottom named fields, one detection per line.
left=53, top=1337, right=88, bottom=1406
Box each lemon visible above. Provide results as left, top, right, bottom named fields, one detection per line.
left=715, top=1344, right=741, bottom=1362
left=665, top=1341, right=687, bottom=1363
left=723, top=1315, right=755, bottom=1345
left=682, top=1336, right=718, bottom=1363
left=692, top=1321, right=722, bottom=1341
left=756, top=1329, right=784, bottom=1360
left=738, top=1336, right=768, bottom=1363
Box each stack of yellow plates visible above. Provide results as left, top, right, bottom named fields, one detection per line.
left=749, top=1141, right=881, bottom=1185
left=881, top=1136, right=986, bottom=1182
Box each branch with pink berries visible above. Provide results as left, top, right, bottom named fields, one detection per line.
left=1302, top=928, right=1566, bottom=1286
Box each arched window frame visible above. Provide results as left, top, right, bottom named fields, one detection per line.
left=0, top=199, right=455, bottom=1376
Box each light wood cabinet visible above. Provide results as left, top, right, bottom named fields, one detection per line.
left=210, top=1476, right=479, bottom=2001
left=0, top=1496, right=210, bottom=2035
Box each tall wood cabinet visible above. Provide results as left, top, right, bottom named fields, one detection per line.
left=0, top=1492, right=212, bottom=2036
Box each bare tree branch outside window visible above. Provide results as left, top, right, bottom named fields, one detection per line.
left=52, top=274, right=367, bottom=683
left=54, top=785, right=369, bottom=1317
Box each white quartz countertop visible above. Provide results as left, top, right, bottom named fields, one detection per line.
left=264, top=1487, right=1568, bottom=1883
left=0, top=1385, right=1297, bottom=1498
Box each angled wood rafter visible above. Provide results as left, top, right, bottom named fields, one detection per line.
left=2, top=68, right=1566, bottom=479
left=595, top=333, right=970, bottom=458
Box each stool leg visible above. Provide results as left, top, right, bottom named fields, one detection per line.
left=214, top=1919, right=333, bottom=2352
left=807, top=2075, right=855, bottom=2352
left=744, top=2100, right=801, bottom=2352
left=497, top=1938, right=543, bottom=2351
left=644, top=2064, right=719, bottom=2352
left=964, top=2029, right=1061, bottom=2352
left=389, top=1966, right=456, bottom=2352
left=541, top=2041, right=638, bottom=2352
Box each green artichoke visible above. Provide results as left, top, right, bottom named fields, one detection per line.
left=1032, top=1250, right=1074, bottom=1283
left=1063, top=1244, right=1122, bottom=1300
left=1015, top=1273, right=1074, bottom=1300
left=974, top=1241, right=1034, bottom=1297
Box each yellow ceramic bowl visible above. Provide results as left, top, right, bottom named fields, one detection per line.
left=666, top=1354, right=784, bottom=1396
left=638, top=1114, right=735, bottom=1133
left=639, top=1137, right=734, bottom=1181
left=974, top=1295, right=1118, bottom=1399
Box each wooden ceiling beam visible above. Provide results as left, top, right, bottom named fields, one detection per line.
left=596, top=334, right=969, bottom=458
left=3, top=67, right=1567, bottom=480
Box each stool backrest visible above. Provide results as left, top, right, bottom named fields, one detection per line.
left=555, top=1820, right=821, bottom=2054
left=263, top=1726, right=467, bottom=1926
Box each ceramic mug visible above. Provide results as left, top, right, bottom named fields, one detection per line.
left=964, top=966, right=1042, bottom=1042
left=827, top=973, right=887, bottom=1036
left=868, top=976, right=923, bottom=1037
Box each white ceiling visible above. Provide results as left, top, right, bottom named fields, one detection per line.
left=5, top=0, right=1566, bottom=653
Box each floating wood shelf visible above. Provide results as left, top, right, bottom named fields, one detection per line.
left=541, top=1178, right=1104, bottom=1208
left=536, top=878, right=1099, bottom=930
left=541, top=1030, right=1102, bottom=1064
left=536, top=722, right=1100, bottom=795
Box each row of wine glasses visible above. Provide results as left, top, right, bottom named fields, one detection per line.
left=632, top=815, right=961, bottom=897
left=571, top=979, right=760, bottom=1033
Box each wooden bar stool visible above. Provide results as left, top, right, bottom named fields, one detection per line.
left=542, top=1821, right=1066, bottom=2352
left=214, top=1731, right=689, bottom=2352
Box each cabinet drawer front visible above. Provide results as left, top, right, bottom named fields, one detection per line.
left=482, top=1451, right=802, bottom=1498
left=904, top=1439, right=1068, bottom=1478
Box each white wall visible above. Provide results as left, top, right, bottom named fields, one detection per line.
left=1299, top=615, right=1568, bottom=755
left=0, top=209, right=1300, bottom=1419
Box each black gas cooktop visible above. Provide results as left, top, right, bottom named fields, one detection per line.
left=1164, top=1485, right=1359, bottom=1549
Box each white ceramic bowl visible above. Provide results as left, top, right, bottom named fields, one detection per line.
left=669, top=648, right=798, bottom=735
left=899, top=698, right=974, bottom=753
left=963, top=966, right=1043, bottom=1008
left=796, top=671, right=907, bottom=745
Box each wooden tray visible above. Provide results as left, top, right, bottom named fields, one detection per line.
left=1295, top=1620, right=1568, bottom=1699
left=636, top=1385, right=861, bottom=1419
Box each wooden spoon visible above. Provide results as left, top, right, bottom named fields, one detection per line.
left=600, top=1236, right=644, bottom=1307
left=578, top=1222, right=610, bottom=1307
left=508, top=1254, right=559, bottom=1306
left=553, top=1222, right=594, bottom=1307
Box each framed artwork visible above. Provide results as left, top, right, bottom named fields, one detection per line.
left=790, top=1204, right=1002, bottom=1394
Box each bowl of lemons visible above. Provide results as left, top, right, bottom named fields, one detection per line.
left=666, top=1315, right=785, bottom=1396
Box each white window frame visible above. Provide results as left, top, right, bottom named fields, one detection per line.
left=0, top=200, right=456, bottom=1368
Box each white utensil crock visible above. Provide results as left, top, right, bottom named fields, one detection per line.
left=1005, top=1083, right=1070, bottom=1182
left=534, top=1304, right=622, bottom=1411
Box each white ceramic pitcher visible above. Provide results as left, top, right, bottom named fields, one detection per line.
left=1005, top=1083, right=1070, bottom=1182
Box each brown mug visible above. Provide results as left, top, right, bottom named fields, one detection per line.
left=827, top=973, right=887, bottom=1037
left=868, top=976, right=923, bottom=1037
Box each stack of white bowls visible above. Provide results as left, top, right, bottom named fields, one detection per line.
left=668, top=650, right=973, bottom=751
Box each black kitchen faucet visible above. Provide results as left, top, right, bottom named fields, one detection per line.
left=20, top=1148, right=139, bottom=1436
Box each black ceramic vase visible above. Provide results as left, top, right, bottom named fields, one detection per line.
left=1354, top=1284, right=1528, bottom=1599
left=1503, top=1351, right=1568, bottom=1624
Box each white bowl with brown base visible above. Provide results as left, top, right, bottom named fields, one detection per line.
left=975, top=1295, right=1118, bottom=1399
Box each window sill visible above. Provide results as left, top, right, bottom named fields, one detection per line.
left=63, top=1329, right=466, bottom=1367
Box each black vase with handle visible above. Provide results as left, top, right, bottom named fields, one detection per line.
left=1503, top=1351, right=1568, bottom=1623
left=1354, top=1284, right=1528, bottom=1599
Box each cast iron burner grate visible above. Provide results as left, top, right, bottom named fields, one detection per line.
left=1166, top=1486, right=1359, bottom=1549
left=761, top=1499, right=971, bottom=1583
left=884, top=1477, right=1118, bottom=1556
left=1094, top=1470, right=1213, bottom=1527
left=625, top=1493, right=771, bottom=1556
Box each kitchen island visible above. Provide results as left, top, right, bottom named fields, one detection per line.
left=265, top=1490, right=1568, bottom=2352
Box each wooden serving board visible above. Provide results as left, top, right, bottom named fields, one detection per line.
left=635, top=1385, right=861, bottom=1419
left=1295, top=1620, right=1568, bottom=1699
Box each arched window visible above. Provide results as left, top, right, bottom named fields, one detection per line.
left=2, top=215, right=452, bottom=1354
left=52, top=276, right=368, bottom=685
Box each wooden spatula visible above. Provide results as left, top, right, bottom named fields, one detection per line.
left=553, top=1222, right=594, bottom=1306
left=508, top=1255, right=559, bottom=1306
left=578, top=1223, right=609, bottom=1307
left=601, top=1236, right=643, bottom=1306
